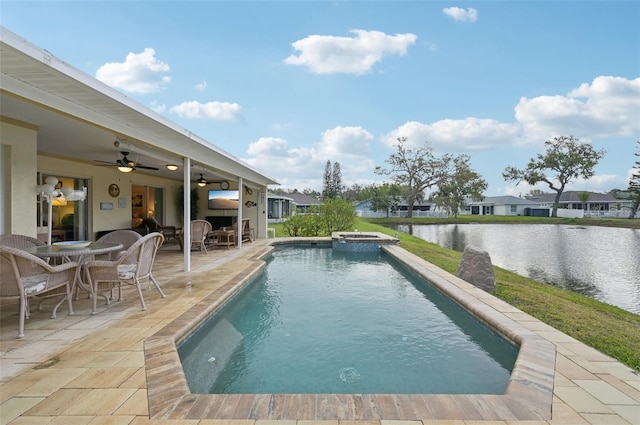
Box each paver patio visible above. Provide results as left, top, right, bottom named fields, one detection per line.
left=1, top=239, right=638, bottom=425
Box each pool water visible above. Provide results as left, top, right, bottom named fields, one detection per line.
left=178, top=246, right=518, bottom=394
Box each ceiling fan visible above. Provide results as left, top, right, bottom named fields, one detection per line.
left=192, top=173, right=230, bottom=189
left=93, top=151, right=159, bottom=172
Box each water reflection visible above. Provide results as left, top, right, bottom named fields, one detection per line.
left=400, top=224, right=640, bottom=314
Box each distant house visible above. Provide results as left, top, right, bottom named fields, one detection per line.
left=267, top=192, right=322, bottom=221
left=267, top=193, right=293, bottom=221
left=287, top=192, right=322, bottom=213
left=464, top=196, right=540, bottom=216
left=526, top=191, right=633, bottom=212
left=355, top=199, right=443, bottom=218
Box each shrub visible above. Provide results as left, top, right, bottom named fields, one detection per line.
left=281, top=199, right=355, bottom=236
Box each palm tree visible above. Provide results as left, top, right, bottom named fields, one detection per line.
left=577, top=191, right=591, bottom=213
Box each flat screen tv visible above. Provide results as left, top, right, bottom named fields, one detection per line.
left=208, top=190, right=239, bottom=210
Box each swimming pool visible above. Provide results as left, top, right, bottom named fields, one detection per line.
left=144, top=237, right=555, bottom=420
left=178, top=246, right=518, bottom=394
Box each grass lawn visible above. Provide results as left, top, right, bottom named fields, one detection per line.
left=268, top=216, right=640, bottom=371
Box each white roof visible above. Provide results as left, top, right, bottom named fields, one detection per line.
left=0, top=26, right=278, bottom=186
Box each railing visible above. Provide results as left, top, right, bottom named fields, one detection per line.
left=356, top=210, right=449, bottom=218
left=584, top=210, right=637, bottom=219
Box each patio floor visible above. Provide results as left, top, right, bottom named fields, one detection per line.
left=1, top=238, right=638, bottom=425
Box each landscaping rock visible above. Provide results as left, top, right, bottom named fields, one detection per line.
left=456, top=245, right=496, bottom=292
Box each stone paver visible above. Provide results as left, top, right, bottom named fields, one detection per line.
left=1, top=239, right=638, bottom=425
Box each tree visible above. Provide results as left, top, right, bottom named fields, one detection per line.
left=331, top=161, right=344, bottom=198
left=341, top=183, right=367, bottom=203
left=302, top=188, right=322, bottom=199
left=322, top=160, right=343, bottom=199
left=628, top=141, right=640, bottom=219
left=376, top=137, right=453, bottom=218
left=369, top=183, right=403, bottom=217
left=281, top=198, right=354, bottom=236
left=430, top=155, right=487, bottom=217
left=502, top=135, right=606, bottom=217
left=577, top=192, right=591, bottom=211
left=322, top=160, right=332, bottom=199
left=525, top=189, right=545, bottom=198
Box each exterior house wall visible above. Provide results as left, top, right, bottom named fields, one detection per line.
left=1, top=119, right=38, bottom=236
left=494, top=204, right=531, bottom=216
left=37, top=154, right=182, bottom=236
left=196, top=183, right=264, bottom=237
left=494, top=205, right=509, bottom=215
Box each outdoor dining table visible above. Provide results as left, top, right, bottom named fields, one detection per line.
left=23, top=242, right=123, bottom=313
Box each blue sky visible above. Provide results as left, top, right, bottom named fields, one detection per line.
left=2, top=1, right=639, bottom=196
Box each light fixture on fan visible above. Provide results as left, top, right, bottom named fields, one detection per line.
left=118, top=165, right=133, bottom=173
left=196, top=174, right=208, bottom=187
left=166, top=164, right=178, bottom=171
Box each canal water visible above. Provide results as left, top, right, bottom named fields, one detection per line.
left=398, top=223, right=640, bottom=315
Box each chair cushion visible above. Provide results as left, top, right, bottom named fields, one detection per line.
left=117, top=263, right=137, bottom=280
left=21, top=275, right=48, bottom=295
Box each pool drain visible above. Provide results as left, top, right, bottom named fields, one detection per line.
left=339, top=367, right=360, bottom=383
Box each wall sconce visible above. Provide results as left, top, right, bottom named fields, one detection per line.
left=166, top=164, right=178, bottom=171
left=37, top=176, right=87, bottom=245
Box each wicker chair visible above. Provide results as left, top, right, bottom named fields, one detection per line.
left=142, top=217, right=177, bottom=243
left=0, top=234, right=46, bottom=249
left=0, top=246, right=77, bottom=338
left=83, top=232, right=165, bottom=314
left=178, top=220, right=212, bottom=253
left=96, top=229, right=142, bottom=260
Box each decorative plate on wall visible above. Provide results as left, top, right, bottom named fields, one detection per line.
left=108, top=183, right=120, bottom=198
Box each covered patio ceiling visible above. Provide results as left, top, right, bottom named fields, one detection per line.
left=0, top=26, right=277, bottom=186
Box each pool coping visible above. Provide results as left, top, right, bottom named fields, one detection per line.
left=143, top=238, right=555, bottom=420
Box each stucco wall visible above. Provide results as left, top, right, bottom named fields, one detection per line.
left=37, top=155, right=182, bottom=237
left=0, top=118, right=38, bottom=236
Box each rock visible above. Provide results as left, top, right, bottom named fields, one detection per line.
left=456, top=245, right=496, bottom=292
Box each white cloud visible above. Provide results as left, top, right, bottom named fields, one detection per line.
left=319, top=126, right=373, bottom=156
left=96, top=48, right=171, bottom=94
left=385, top=76, right=639, bottom=152
left=244, top=126, right=376, bottom=190
left=149, top=100, right=166, bottom=113
left=443, top=7, right=478, bottom=23
left=284, top=29, right=417, bottom=75
left=169, top=100, right=242, bottom=120
left=195, top=80, right=207, bottom=91
left=516, top=76, right=640, bottom=139
left=384, top=118, right=523, bottom=151
left=247, top=137, right=290, bottom=156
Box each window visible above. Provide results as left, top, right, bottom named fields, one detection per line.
left=37, top=173, right=89, bottom=241
left=134, top=185, right=165, bottom=223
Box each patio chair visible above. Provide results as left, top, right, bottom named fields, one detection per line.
left=178, top=220, right=212, bottom=253
left=83, top=232, right=165, bottom=314
left=230, top=219, right=253, bottom=245
left=0, top=234, right=46, bottom=249
left=0, top=246, right=77, bottom=338
left=96, top=229, right=142, bottom=260
left=142, top=217, right=177, bottom=243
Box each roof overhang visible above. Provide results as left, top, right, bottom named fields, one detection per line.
left=0, top=26, right=278, bottom=185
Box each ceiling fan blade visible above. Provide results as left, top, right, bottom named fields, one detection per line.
left=93, top=159, right=117, bottom=165
left=135, top=165, right=160, bottom=171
